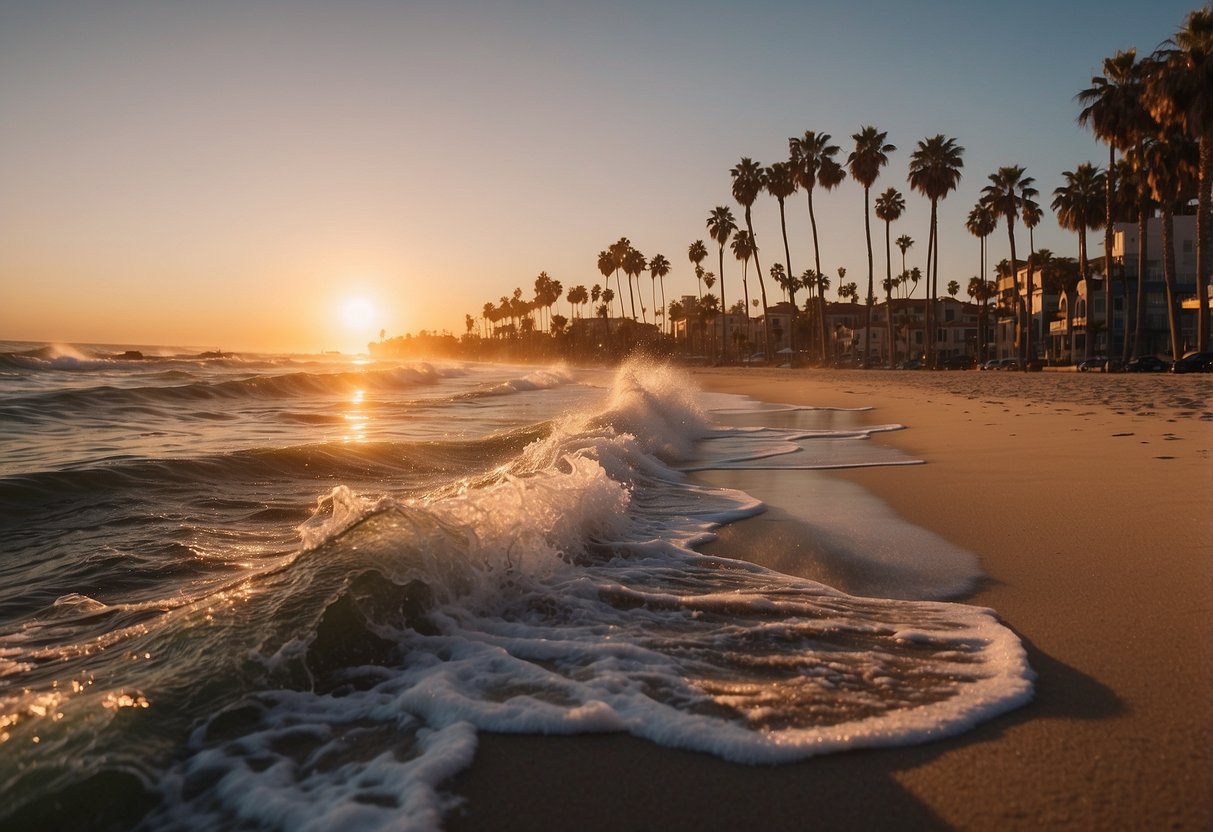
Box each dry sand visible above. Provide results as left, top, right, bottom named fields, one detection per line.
left=447, top=368, right=1212, bottom=831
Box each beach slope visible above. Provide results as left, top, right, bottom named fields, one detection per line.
left=447, top=368, right=1212, bottom=831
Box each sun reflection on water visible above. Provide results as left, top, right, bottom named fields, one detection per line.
left=342, top=388, right=369, bottom=443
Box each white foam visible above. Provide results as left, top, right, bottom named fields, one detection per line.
left=144, top=362, right=1032, bottom=830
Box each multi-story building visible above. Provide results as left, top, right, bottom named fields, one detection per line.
left=829, top=297, right=993, bottom=365
left=1047, top=214, right=1202, bottom=361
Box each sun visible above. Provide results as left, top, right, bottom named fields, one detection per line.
left=342, top=295, right=376, bottom=330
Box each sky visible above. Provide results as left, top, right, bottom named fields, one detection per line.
left=0, top=0, right=1201, bottom=354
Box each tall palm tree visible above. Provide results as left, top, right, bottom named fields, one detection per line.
left=731, top=157, right=772, bottom=360
left=895, top=234, right=914, bottom=281
left=907, top=134, right=964, bottom=367
left=968, top=276, right=997, bottom=363
left=1052, top=163, right=1106, bottom=360
left=622, top=246, right=648, bottom=324
left=847, top=127, right=896, bottom=367
left=1078, top=49, right=1146, bottom=358
left=1021, top=195, right=1043, bottom=359
left=765, top=161, right=800, bottom=360
left=966, top=202, right=997, bottom=289
left=1114, top=142, right=1159, bottom=361
left=1139, top=129, right=1198, bottom=361
left=609, top=237, right=637, bottom=321
left=687, top=240, right=708, bottom=300
left=732, top=230, right=756, bottom=337
left=1146, top=7, right=1213, bottom=351
left=875, top=187, right=905, bottom=366
left=707, top=207, right=738, bottom=362
left=648, top=254, right=672, bottom=336
left=982, top=166, right=1036, bottom=365
left=597, top=250, right=622, bottom=320
left=790, top=130, right=847, bottom=360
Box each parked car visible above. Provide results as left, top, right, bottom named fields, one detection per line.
left=980, top=358, right=1002, bottom=371
left=897, top=358, right=924, bottom=370
left=741, top=352, right=766, bottom=365
left=1076, top=356, right=1109, bottom=372
left=1125, top=355, right=1169, bottom=373
left=942, top=355, right=974, bottom=370
left=1171, top=351, right=1213, bottom=374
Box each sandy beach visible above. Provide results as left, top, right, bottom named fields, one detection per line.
left=447, top=368, right=1212, bottom=831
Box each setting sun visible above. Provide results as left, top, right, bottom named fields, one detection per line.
left=342, top=295, right=376, bottom=331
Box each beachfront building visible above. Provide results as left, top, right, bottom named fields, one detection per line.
left=1047, top=215, right=1202, bottom=361
left=826, top=297, right=991, bottom=366
left=670, top=295, right=757, bottom=359
left=1110, top=214, right=1200, bottom=357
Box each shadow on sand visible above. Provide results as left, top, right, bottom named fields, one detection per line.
left=444, top=635, right=1121, bottom=832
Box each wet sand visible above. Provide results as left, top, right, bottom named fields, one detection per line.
left=446, top=368, right=1212, bottom=830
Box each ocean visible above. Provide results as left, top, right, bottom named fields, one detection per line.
left=0, top=342, right=1033, bottom=830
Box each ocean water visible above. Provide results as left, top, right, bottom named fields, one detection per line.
left=0, top=342, right=1033, bottom=830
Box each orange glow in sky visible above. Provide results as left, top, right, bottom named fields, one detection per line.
left=0, top=1, right=1197, bottom=354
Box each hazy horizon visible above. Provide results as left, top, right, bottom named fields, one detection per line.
left=1, top=0, right=1200, bottom=353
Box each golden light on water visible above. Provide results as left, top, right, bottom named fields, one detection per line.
left=343, top=388, right=369, bottom=443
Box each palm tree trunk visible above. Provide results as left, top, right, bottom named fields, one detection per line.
left=779, top=203, right=796, bottom=363
left=1104, top=145, right=1116, bottom=360
left=659, top=278, right=667, bottom=337
left=863, top=186, right=874, bottom=368
left=717, top=244, right=728, bottom=364
left=1131, top=201, right=1147, bottom=360
left=807, top=189, right=828, bottom=361
left=925, top=202, right=936, bottom=365
left=1161, top=207, right=1181, bottom=361
left=1007, top=220, right=1021, bottom=367
left=1197, top=136, right=1211, bottom=351
left=745, top=207, right=771, bottom=362
left=932, top=206, right=941, bottom=362
left=884, top=218, right=894, bottom=366
left=1026, top=229, right=1035, bottom=363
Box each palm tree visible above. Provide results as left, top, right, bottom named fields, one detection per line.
left=648, top=254, right=672, bottom=336
left=600, top=287, right=615, bottom=338
left=966, top=202, right=998, bottom=291
left=707, top=206, right=738, bottom=362
left=968, top=276, right=997, bottom=363
left=790, top=130, right=847, bottom=360
left=597, top=250, right=622, bottom=320
left=1078, top=49, right=1147, bottom=358
left=1114, top=143, right=1160, bottom=362
left=765, top=161, right=800, bottom=360
left=687, top=240, right=708, bottom=300
left=622, top=246, right=647, bottom=324
left=608, top=238, right=637, bottom=321
left=982, top=166, right=1036, bottom=365
left=732, top=230, right=756, bottom=339
left=895, top=234, right=913, bottom=281
left=1021, top=195, right=1043, bottom=359
left=1052, top=163, right=1106, bottom=361
left=1145, top=128, right=1198, bottom=360
left=731, top=157, right=772, bottom=360
left=907, top=134, right=964, bottom=367
left=847, top=127, right=896, bottom=367
left=1146, top=8, right=1213, bottom=351
left=964, top=201, right=998, bottom=362
left=875, top=187, right=905, bottom=366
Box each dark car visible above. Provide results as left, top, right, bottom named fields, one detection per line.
left=942, top=355, right=974, bottom=370
left=1125, top=355, right=1169, bottom=373
left=1171, top=351, right=1213, bottom=374
left=1077, top=356, right=1108, bottom=372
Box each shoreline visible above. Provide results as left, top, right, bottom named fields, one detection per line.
left=446, top=368, right=1212, bottom=830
